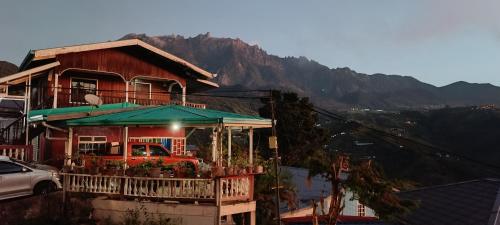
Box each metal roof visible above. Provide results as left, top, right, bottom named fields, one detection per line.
left=64, top=104, right=272, bottom=127
left=28, top=102, right=140, bottom=122
left=398, top=179, right=500, bottom=225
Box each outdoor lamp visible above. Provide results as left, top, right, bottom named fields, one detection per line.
left=171, top=122, right=181, bottom=131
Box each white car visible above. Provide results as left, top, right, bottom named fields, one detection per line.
left=0, top=156, right=62, bottom=200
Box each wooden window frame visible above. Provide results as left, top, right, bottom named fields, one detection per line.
left=357, top=202, right=366, bottom=217
left=77, top=135, right=107, bottom=154
left=133, top=81, right=152, bottom=101
left=69, top=77, right=99, bottom=104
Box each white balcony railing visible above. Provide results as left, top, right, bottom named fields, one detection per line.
left=64, top=174, right=122, bottom=194
left=61, top=173, right=254, bottom=203
left=124, top=176, right=215, bottom=199
left=0, top=145, right=31, bottom=161
left=219, top=175, right=253, bottom=202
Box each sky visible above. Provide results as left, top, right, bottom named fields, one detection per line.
left=1, top=0, right=500, bottom=86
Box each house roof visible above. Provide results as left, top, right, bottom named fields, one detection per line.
left=282, top=166, right=332, bottom=206
left=60, top=104, right=272, bottom=128
left=398, top=179, right=500, bottom=225
left=281, top=215, right=386, bottom=225
left=28, top=102, right=140, bottom=122
left=20, top=39, right=215, bottom=80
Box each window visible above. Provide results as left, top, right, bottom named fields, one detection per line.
left=0, top=162, right=23, bottom=174
left=150, top=145, right=169, bottom=157
left=131, top=145, right=147, bottom=156
left=134, top=82, right=151, bottom=104
left=357, top=203, right=366, bottom=217
left=71, top=78, right=97, bottom=103
left=78, top=136, right=107, bottom=155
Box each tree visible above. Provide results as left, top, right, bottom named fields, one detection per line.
left=307, top=149, right=416, bottom=224
left=258, top=91, right=329, bottom=166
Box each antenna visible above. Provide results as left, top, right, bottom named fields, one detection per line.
left=84, top=94, right=103, bottom=108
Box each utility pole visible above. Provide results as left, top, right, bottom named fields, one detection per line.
left=269, top=90, right=281, bottom=225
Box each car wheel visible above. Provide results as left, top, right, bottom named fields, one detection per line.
left=34, top=181, right=55, bottom=196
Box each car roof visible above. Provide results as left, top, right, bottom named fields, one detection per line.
left=0, top=156, right=12, bottom=161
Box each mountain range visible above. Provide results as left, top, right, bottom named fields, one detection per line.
left=2, top=33, right=500, bottom=110
left=121, top=33, right=500, bottom=110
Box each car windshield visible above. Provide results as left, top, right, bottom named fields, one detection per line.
left=11, top=159, right=36, bottom=167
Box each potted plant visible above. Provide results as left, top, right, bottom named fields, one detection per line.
left=162, top=164, right=175, bottom=178
left=149, top=158, right=163, bottom=178
left=211, top=164, right=225, bottom=177
left=89, top=154, right=101, bottom=175
left=254, top=164, right=264, bottom=174
left=138, top=160, right=154, bottom=177
left=246, top=165, right=254, bottom=174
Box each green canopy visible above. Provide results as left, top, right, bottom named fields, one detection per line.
left=65, top=105, right=272, bottom=127
left=28, top=102, right=139, bottom=122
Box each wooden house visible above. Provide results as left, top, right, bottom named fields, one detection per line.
left=0, top=39, right=271, bottom=225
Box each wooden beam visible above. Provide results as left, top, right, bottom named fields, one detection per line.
left=0, top=61, right=60, bottom=84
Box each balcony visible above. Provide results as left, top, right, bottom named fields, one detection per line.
left=33, top=87, right=206, bottom=110
left=62, top=173, right=254, bottom=204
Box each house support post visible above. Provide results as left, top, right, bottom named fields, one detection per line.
left=227, top=127, right=232, bottom=166
left=182, top=86, right=186, bottom=106
left=218, top=125, right=224, bottom=166
left=25, top=74, right=32, bottom=146
left=65, top=127, right=73, bottom=166
left=250, top=211, right=256, bottom=225
left=52, top=71, right=58, bottom=108
left=123, top=126, right=128, bottom=166
left=212, top=127, right=218, bottom=163
left=249, top=127, right=253, bottom=165
left=125, top=81, right=129, bottom=102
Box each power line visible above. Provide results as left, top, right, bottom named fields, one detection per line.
left=312, top=106, right=500, bottom=173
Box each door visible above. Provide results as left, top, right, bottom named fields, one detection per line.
left=129, top=144, right=147, bottom=166
left=0, top=161, right=32, bottom=198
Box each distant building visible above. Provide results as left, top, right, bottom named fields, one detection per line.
left=280, top=167, right=381, bottom=225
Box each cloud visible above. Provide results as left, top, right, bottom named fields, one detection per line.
left=397, top=0, right=500, bottom=42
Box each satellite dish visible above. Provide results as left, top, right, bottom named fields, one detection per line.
left=84, top=94, right=103, bottom=107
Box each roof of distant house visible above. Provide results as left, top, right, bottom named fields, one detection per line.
left=398, top=178, right=500, bottom=225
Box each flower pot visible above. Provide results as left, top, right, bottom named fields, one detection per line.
left=150, top=167, right=162, bottom=178
left=254, top=165, right=264, bottom=174
left=246, top=166, right=254, bottom=174
left=212, top=166, right=225, bottom=177
left=90, top=167, right=100, bottom=175
left=125, top=168, right=135, bottom=177
left=225, top=167, right=235, bottom=176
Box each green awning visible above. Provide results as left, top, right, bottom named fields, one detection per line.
left=65, top=105, right=272, bottom=127
left=29, top=102, right=140, bottom=122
